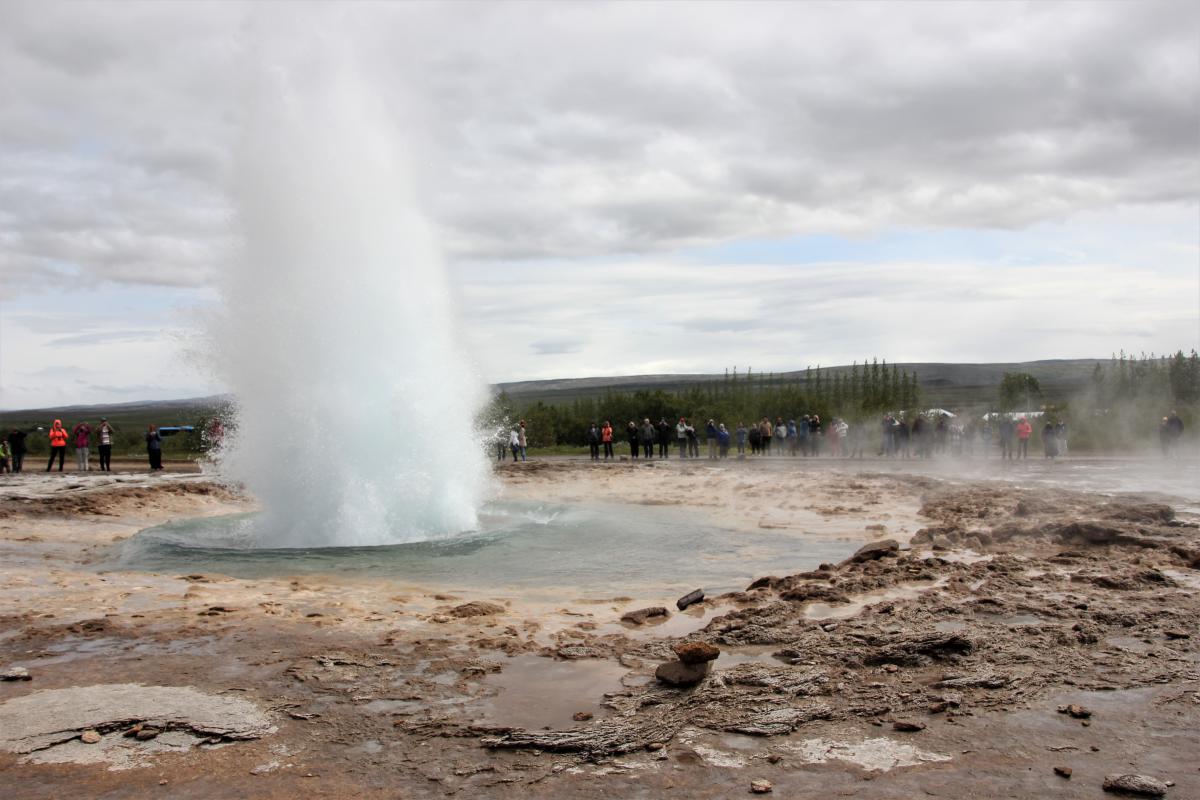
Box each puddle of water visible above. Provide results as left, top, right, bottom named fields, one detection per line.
left=717, top=646, right=786, bottom=668
left=16, top=636, right=217, bottom=668
left=476, top=654, right=629, bottom=730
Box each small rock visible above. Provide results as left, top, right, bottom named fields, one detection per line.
left=621, top=606, right=669, bottom=625
left=882, top=663, right=899, bottom=673
left=672, top=641, right=720, bottom=664
left=1163, top=629, right=1190, bottom=640
left=158, top=780, right=168, bottom=785
left=250, top=761, right=281, bottom=776
left=928, top=701, right=949, bottom=714
left=655, top=660, right=711, bottom=687
left=1054, top=766, right=1073, bottom=779
left=892, top=720, right=926, bottom=732
left=1, top=667, right=31, bottom=681
left=750, top=779, right=773, bottom=794
left=572, top=711, right=593, bottom=722
left=766, top=754, right=782, bottom=764
left=1102, top=773, right=1168, bottom=797
left=646, top=742, right=663, bottom=751
left=676, top=588, right=705, bottom=611
left=135, top=728, right=160, bottom=741
left=80, top=730, right=102, bottom=744
left=821, top=623, right=838, bottom=632
left=1057, top=704, right=1092, bottom=719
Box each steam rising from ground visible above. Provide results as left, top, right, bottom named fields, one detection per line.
left=208, top=32, right=488, bottom=547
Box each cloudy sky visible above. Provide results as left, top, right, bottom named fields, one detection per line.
left=1, top=1, right=1197, bottom=409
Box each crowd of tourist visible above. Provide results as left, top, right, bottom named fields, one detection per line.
left=489, top=410, right=1186, bottom=463
left=0, top=419, right=195, bottom=474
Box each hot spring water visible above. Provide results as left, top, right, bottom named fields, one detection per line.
left=207, top=39, right=488, bottom=548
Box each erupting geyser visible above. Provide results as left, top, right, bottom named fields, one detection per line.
left=208, top=45, right=488, bottom=548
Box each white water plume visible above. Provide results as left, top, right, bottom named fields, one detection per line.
left=209, top=32, right=488, bottom=547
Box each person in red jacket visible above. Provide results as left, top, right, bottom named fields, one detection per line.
left=45, top=419, right=68, bottom=472
left=601, top=421, right=614, bottom=460
left=1015, top=417, right=1033, bottom=459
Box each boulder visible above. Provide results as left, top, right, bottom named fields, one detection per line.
left=654, top=661, right=710, bottom=687
left=846, top=539, right=900, bottom=564
left=676, top=589, right=705, bottom=611
left=672, top=641, right=720, bottom=665
left=1, top=667, right=31, bottom=682
left=1102, top=774, right=1168, bottom=797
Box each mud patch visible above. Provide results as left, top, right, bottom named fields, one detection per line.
left=786, top=736, right=951, bottom=771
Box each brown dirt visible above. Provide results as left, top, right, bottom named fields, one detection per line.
left=0, top=461, right=1196, bottom=799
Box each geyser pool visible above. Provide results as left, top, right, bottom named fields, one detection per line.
left=207, top=36, right=487, bottom=547
left=113, top=500, right=859, bottom=596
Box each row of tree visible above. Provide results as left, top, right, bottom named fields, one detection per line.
left=485, top=360, right=923, bottom=448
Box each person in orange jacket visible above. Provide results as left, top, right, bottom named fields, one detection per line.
left=1015, top=417, right=1033, bottom=459
left=601, top=420, right=614, bottom=460
left=46, top=419, right=68, bottom=472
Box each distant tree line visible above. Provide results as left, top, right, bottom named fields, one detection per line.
left=486, top=360, right=922, bottom=448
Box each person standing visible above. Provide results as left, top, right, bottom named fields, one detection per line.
left=760, top=418, right=773, bottom=456
left=1055, top=421, right=1069, bottom=457
left=1043, top=422, right=1058, bottom=459
left=627, top=421, right=640, bottom=459
left=706, top=419, right=718, bottom=460
left=1164, top=411, right=1184, bottom=457
left=97, top=418, right=116, bottom=472
left=676, top=417, right=689, bottom=459
left=640, top=419, right=655, bottom=459
left=517, top=420, right=528, bottom=462
left=145, top=424, right=163, bottom=471
left=736, top=422, right=748, bottom=457
left=657, top=417, right=671, bottom=459
left=774, top=418, right=787, bottom=456
left=0, top=440, right=10, bottom=474
left=786, top=419, right=798, bottom=456
left=1015, top=417, right=1032, bottom=459
left=587, top=422, right=601, bottom=461
left=718, top=423, right=730, bottom=458
left=72, top=420, right=92, bottom=471
left=601, top=420, right=614, bottom=460
left=46, top=419, right=68, bottom=471
left=508, top=427, right=521, bottom=461
left=808, top=415, right=822, bottom=457
left=998, top=417, right=1015, bottom=460
left=7, top=428, right=27, bottom=473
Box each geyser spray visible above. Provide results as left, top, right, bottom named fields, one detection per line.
left=209, top=40, right=488, bottom=547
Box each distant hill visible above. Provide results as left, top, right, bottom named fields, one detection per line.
left=0, top=360, right=1106, bottom=422
left=495, top=359, right=1105, bottom=408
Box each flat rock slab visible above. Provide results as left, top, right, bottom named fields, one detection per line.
left=0, top=683, right=276, bottom=755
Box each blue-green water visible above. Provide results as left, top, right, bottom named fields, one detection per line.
left=109, top=500, right=857, bottom=595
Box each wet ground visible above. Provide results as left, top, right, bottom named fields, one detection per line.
left=0, top=457, right=1197, bottom=798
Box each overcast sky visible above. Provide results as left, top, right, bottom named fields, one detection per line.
left=1, top=1, right=1197, bottom=409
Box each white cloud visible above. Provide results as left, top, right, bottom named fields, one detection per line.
left=0, top=1, right=1196, bottom=407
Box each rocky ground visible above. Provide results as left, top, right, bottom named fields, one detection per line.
left=0, top=461, right=1196, bottom=798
